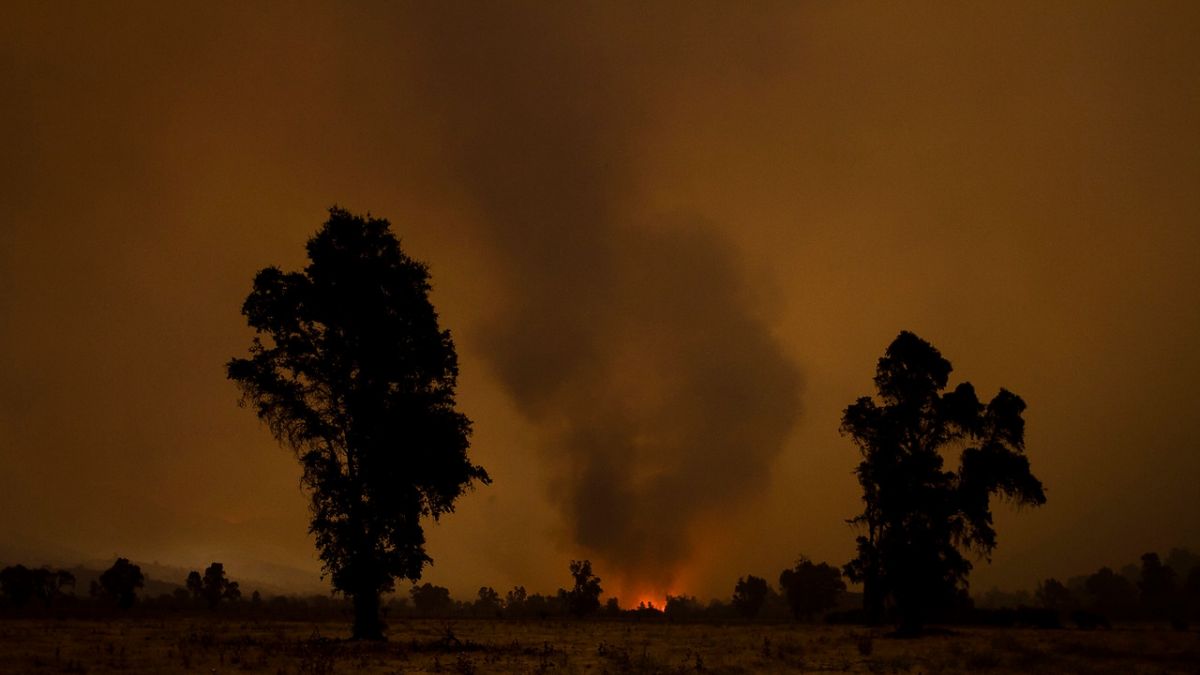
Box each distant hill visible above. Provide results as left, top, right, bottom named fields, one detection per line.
left=2, top=559, right=329, bottom=600
left=1, top=534, right=329, bottom=599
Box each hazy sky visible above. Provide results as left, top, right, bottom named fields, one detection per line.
left=2, top=1, right=1198, bottom=603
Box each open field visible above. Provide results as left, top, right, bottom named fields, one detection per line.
left=0, top=618, right=1196, bottom=674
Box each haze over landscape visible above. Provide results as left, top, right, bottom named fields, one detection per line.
left=2, top=1, right=1198, bottom=605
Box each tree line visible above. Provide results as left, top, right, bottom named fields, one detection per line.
left=0, top=555, right=850, bottom=623
left=973, top=548, right=1200, bottom=628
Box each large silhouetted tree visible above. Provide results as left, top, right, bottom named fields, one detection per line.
left=842, top=331, right=1045, bottom=633
left=227, top=207, right=489, bottom=639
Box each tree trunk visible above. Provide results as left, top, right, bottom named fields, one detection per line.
left=352, top=590, right=385, bottom=641
left=863, top=574, right=884, bottom=625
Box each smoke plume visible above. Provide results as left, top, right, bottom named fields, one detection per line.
left=406, top=6, right=803, bottom=592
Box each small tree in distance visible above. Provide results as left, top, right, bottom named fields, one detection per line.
left=1138, top=553, right=1177, bottom=620
left=185, top=570, right=203, bottom=603
left=566, top=560, right=602, bottom=617
left=1035, top=578, right=1076, bottom=614
left=732, top=575, right=769, bottom=619
left=474, top=586, right=501, bottom=616
left=92, top=558, right=144, bottom=609
left=185, top=562, right=241, bottom=609
left=227, top=208, right=489, bottom=639
left=410, top=582, right=453, bottom=616
left=779, top=557, right=845, bottom=620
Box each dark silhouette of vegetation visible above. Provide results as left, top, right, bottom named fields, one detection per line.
left=778, top=557, right=845, bottom=620
left=91, top=558, right=144, bottom=609
left=409, top=583, right=453, bottom=616
left=842, top=331, right=1046, bottom=633
left=663, top=594, right=702, bottom=621
left=1083, top=567, right=1137, bottom=619
left=565, top=560, right=602, bottom=617
left=473, top=586, right=501, bottom=617
left=501, top=585, right=530, bottom=617
left=1137, top=552, right=1177, bottom=620
left=1071, top=609, right=1111, bottom=630
left=732, top=575, right=769, bottom=619
left=227, top=207, right=489, bottom=640
left=1034, top=578, right=1075, bottom=614
left=184, top=562, right=241, bottom=609
left=0, top=565, right=75, bottom=608
left=185, top=570, right=202, bottom=602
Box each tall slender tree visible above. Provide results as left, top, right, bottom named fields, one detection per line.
left=842, top=331, right=1045, bottom=633
left=228, top=207, right=489, bottom=639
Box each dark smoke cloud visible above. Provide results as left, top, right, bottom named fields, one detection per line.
left=404, top=5, right=802, bottom=589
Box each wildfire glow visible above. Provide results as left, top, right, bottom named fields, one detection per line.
left=608, top=567, right=692, bottom=613
left=635, top=596, right=664, bottom=611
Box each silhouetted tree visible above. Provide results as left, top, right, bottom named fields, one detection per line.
left=1084, top=567, right=1137, bottom=619
left=664, top=594, right=701, bottom=621
left=524, top=592, right=561, bottom=618
left=502, top=585, right=527, bottom=616
left=732, top=575, right=769, bottom=619
left=0, top=565, right=36, bottom=607
left=0, top=565, right=73, bottom=608
left=566, top=560, right=602, bottom=617
left=603, top=597, right=621, bottom=617
left=474, top=586, right=501, bottom=616
left=227, top=208, right=489, bottom=639
left=1035, top=578, right=1075, bottom=613
left=1165, top=548, right=1200, bottom=578
left=185, top=570, right=203, bottom=603
left=779, top=557, right=845, bottom=620
left=1185, top=567, right=1200, bottom=621
left=191, top=562, right=241, bottom=609
left=93, top=558, right=144, bottom=609
left=409, top=583, right=452, bottom=616
left=842, top=331, right=1045, bottom=633
left=1138, top=552, right=1177, bottom=620
left=41, top=569, right=74, bottom=606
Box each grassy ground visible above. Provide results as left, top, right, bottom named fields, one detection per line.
left=0, top=617, right=1196, bottom=674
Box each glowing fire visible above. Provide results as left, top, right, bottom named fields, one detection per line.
left=608, top=568, right=692, bottom=613
left=635, top=596, right=663, bottom=611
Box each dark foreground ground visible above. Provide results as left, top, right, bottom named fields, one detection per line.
left=0, top=618, right=1196, bottom=674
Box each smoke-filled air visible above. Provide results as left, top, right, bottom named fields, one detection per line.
left=406, top=5, right=801, bottom=599
left=3, top=2, right=1200, bottom=670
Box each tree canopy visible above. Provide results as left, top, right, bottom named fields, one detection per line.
left=732, top=575, right=769, bottom=619
left=842, top=331, right=1045, bottom=632
left=227, top=207, right=489, bottom=639
left=779, top=557, right=845, bottom=620
left=565, top=560, right=603, bottom=617
left=0, top=565, right=75, bottom=608
left=92, top=558, right=144, bottom=609
left=187, top=562, right=240, bottom=609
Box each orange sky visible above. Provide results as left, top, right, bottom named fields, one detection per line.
left=2, top=2, right=1198, bottom=602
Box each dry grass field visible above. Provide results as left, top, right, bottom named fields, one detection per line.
left=0, top=618, right=1196, bottom=674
